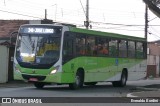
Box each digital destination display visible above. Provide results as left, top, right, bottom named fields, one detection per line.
left=21, top=27, right=55, bottom=34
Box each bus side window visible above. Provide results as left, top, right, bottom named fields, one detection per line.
left=76, top=35, right=86, bottom=55
left=136, top=42, right=144, bottom=58
left=118, top=40, right=127, bottom=57
left=128, top=41, right=135, bottom=58
left=86, top=36, right=96, bottom=55
left=109, top=39, right=118, bottom=57
left=97, top=38, right=109, bottom=56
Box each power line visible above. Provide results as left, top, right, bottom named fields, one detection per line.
left=148, top=31, right=160, bottom=39
left=0, top=6, right=45, bottom=18
left=79, top=0, right=86, bottom=18
left=91, top=26, right=144, bottom=32
left=91, top=21, right=160, bottom=26
left=88, top=7, right=145, bottom=19
left=149, top=17, right=158, bottom=22
left=0, top=9, right=42, bottom=19
left=2, top=0, right=54, bottom=18
left=7, top=0, right=48, bottom=9
left=106, top=26, right=144, bottom=30
left=148, top=27, right=160, bottom=39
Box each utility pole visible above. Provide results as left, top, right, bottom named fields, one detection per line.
left=85, top=0, right=89, bottom=29
left=45, top=9, right=47, bottom=19
left=4, top=0, right=6, bottom=5
left=145, top=4, right=148, bottom=41
left=55, top=4, right=57, bottom=21
left=52, top=4, right=57, bottom=21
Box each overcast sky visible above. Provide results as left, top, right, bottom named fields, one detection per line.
left=0, top=0, right=160, bottom=41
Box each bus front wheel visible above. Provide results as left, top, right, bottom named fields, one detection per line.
left=34, top=82, right=45, bottom=89
left=69, top=71, right=83, bottom=90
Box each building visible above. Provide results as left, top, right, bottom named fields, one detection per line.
left=147, top=41, right=160, bottom=78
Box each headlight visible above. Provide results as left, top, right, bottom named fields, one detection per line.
left=50, top=66, right=59, bottom=74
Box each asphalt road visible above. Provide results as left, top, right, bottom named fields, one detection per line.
left=0, top=79, right=160, bottom=105
left=0, top=78, right=160, bottom=97
left=0, top=83, right=130, bottom=97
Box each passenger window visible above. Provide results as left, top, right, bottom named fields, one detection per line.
left=136, top=42, right=144, bottom=58
left=119, top=40, right=127, bottom=57
left=76, top=35, right=86, bottom=55
left=109, top=39, right=118, bottom=57
left=96, top=38, right=109, bottom=56
left=86, top=36, right=96, bottom=55
left=128, top=41, right=135, bottom=58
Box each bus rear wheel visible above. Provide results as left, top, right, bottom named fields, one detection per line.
left=112, top=72, right=127, bottom=87
left=69, top=71, right=83, bottom=90
left=34, top=82, right=45, bottom=89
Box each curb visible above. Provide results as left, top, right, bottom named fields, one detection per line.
left=0, top=81, right=32, bottom=88
left=135, top=87, right=159, bottom=91
left=127, top=86, right=160, bottom=97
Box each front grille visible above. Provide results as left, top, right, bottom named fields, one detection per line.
left=22, top=74, right=46, bottom=81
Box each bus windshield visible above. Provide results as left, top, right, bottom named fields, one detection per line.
left=15, top=26, right=62, bottom=69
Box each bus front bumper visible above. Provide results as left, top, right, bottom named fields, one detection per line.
left=14, top=71, right=75, bottom=84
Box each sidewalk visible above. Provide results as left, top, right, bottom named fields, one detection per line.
left=127, top=78, right=160, bottom=97
left=0, top=80, right=32, bottom=88
left=129, top=90, right=160, bottom=97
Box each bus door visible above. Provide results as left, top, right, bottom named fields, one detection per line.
left=62, top=32, right=75, bottom=73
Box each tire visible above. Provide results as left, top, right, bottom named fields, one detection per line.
left=112, top=72, right=127, bottom=87
left=69, top=71, right=84, bottom=90
left=34, top=82, right=45, bottom=89
left=84, top=82, right=97, bottom=86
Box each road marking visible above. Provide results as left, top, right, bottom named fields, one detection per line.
left=127, top=93, right=138, bottom=97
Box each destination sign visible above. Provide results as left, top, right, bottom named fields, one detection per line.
left=22, top=27, right=55, bottom=34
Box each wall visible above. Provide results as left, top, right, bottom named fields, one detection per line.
left=147, top=43, right=160, bottom=77
left=0, top=46, right=8, bottom=83
left=0, top=20, right=29, bottom=37
left=148, top=43, right=160, bottom=55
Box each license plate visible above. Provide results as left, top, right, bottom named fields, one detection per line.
left=29, top=78, right=38, bottom=81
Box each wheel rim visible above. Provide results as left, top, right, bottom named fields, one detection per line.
left=75, top=76, right=80, bottom=86
left=121, top=74, right=126, bottom=85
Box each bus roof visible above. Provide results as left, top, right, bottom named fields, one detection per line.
left=20, top=24, right=146, bottom=42
left=69, top=26, right=146, bottom=42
